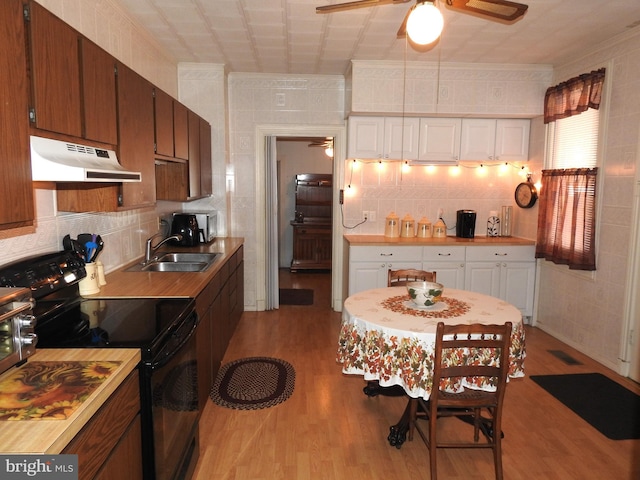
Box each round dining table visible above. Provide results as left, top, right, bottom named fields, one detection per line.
left=337, top=286, right=526, bottom=447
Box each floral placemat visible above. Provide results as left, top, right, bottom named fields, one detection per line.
left=380, top=294, right=471, bottom=319
left=0, top=361, right=122, bottom=421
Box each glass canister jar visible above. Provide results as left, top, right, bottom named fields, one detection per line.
left=400, top=214, right=415, bottom=238
left=384, top=212, right=400, bottom=238
left=417, top=217, right=432, bottom=238
left=501, top=206, right=513, bottom=237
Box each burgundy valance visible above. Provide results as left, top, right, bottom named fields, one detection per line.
left=544, top=68, right=606, bottom=124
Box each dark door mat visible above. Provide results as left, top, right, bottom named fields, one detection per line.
left=548, top=349, right=583, bottom=365
left=531, top=373, right=640, bottom=440
left=279, top=288, right=314, bottom=305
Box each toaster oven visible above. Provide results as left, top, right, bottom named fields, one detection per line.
left=0, top=287, right=36, bottom=376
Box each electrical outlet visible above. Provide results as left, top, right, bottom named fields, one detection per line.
left=339, top=189, right=344, bottom=204
left=369, top=211, right=376, bottom=222
left=363, top=211, right=369, bottom=221
left=437, top=208, right=444, bottom=219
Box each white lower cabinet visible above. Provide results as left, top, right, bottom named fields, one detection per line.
left=348, top=243, right=536, bottom=317
left=348, top=245, right=422, bottom=295
left=464, top=245, right=536, bottom=317
left=423, top=245, right=465, bottom=289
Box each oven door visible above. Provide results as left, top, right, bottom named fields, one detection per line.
left=142, top=311, right=200, bottom=480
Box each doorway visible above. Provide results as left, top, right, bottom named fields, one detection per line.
left=625, top=171, right=640, bottom=382
left=255, top=125, right=346, bottom=312
left=276, top=137, right=334, bottom=270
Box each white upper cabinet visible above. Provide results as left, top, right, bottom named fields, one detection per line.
left=349, top=116, right=530, bottom=163
left=460, top=118, right=530, bottom=161
left=348, top=116, right=419, bottom=160
left=494, top=119, right=531, bottom=161
left=348, top=116, right=384, bottom=159
left=384, top=117, right=419, bottom=160
left=418, top=118, right=462, bottom=162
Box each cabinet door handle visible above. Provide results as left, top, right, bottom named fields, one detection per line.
left=494, top=253, right=508, bottom=256
left=438, top=253, right=451, bottom=256
left=380, top=253, right=393, bottom=257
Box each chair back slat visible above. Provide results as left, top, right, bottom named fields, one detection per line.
left=388, top=269, right=437, bottom=286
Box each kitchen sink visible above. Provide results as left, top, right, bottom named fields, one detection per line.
left=156, top=252, right=219, bottom=264
left=141, top=262, right=209, bottom=272
left=126, top=252, right=221, bottom=272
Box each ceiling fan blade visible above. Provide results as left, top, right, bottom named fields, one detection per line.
left=445, top=0, right=528, bottom=23
left=317, top=0, right=409, bottom=14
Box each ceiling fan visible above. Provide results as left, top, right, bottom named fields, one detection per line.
left=308, top=138, right=334, bottom=148
left=308, top=138, right=335, bottom=157
left=316, top=0, right=528, bottom=43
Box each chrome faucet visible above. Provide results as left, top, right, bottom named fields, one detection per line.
left=144, top=233, right=183, bottom=264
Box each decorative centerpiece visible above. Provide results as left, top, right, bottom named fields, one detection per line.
left=407, top=281, right=444, bottom=307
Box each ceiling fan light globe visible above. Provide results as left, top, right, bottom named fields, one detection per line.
left=406, top=2, right=444, bottom=45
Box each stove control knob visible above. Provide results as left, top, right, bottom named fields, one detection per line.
left=21, top=332, right=37, bottom=346
left=17, top=314, right=36, bottom=328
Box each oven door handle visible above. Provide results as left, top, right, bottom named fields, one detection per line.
left=151, top=312, right=199, bottom=371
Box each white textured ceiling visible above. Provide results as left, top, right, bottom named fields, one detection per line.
left=115, top=0, right=640, bottom=75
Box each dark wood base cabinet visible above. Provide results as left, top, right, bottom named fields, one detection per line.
left=195, top=246, right=244, bottom=412
left=63, top=371, right=142, bottom=480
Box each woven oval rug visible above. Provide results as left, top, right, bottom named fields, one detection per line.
left=210, top=357, right=295, bottom=410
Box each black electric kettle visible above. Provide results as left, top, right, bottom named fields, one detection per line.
left=171, top=214, right=202, bottom=247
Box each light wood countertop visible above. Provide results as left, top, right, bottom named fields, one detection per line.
left=92, top=237, right=244, bottom=298
left=0, top=349, right=140, bottom=454
left=344, top=234, right=535, bottom=246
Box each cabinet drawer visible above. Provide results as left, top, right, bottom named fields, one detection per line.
left=423, top=246, right=466, bottom=262
left=350, top=246, right=423, bottom=262
left=294, top=225, right=331, bottom=236
left=465, top=245, right=535, bottom=262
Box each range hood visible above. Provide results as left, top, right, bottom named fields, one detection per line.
left=30, top=136, right=142, bottom=183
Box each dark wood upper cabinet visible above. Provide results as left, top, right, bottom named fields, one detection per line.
left=80, top=39, right=118, bottom=145
left=200, top=119, right=212, bottom=197
left=26, top=1, right=82, bottom=138
left=0, top=0, right=34, bottom=229
left=173, top=102, right=189, bottom=160
left=187, top=110, right=201, bottom=199
left=117, top=64, right=156, bottom=209
left=154, top=88, right=174, bottom=157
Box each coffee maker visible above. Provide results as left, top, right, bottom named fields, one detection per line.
left=456, top=210, right=477, bottom=238
left=170, top=213, right=202, bottom=246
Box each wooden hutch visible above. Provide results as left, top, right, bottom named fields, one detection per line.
left=290, top=173, right=332, bottom=272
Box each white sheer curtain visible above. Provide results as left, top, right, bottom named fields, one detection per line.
left=265, top=136, right=279, bottom=310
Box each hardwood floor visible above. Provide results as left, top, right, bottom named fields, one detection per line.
left=193, top=270, right=640, bottom=480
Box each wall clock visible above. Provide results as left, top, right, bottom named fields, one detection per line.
left=514, top=178, right=538, bottom=209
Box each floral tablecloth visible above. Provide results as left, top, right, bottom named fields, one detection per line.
left=337, top=287, right=526, bottom=400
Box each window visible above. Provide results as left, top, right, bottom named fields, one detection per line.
left=548, top=107, right=599, bottom=169
left=535, top=69, right=604, bottom=271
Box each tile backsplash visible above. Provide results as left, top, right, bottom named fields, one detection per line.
left=342, top=159, right=536, bottom=239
